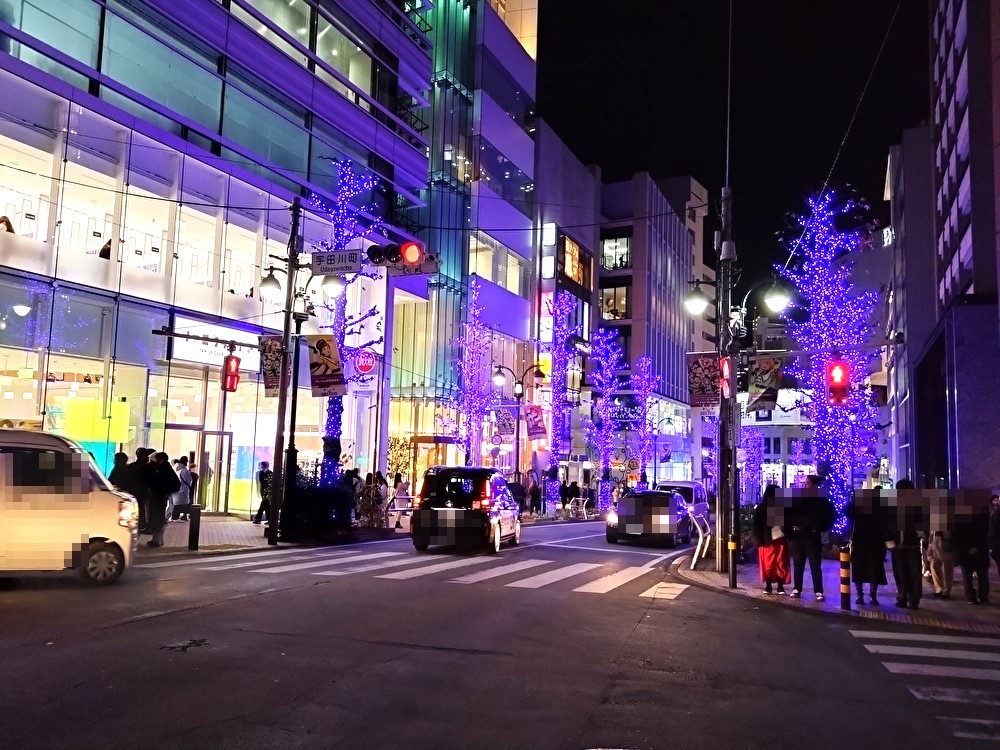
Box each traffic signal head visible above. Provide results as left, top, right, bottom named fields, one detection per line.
left=366, top=242, right=424, bottom=267
left=401, top=241, right=424, bottom=265
left=366, top=243, right=398, bottom=265
left=719, top=356, right=734, bottom=400
left=221, top=354, right=241, bottom=392
left=825, top=359, right=850, bottom=406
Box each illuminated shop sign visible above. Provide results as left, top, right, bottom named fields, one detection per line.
left=170, top=316, right=261, bottom=371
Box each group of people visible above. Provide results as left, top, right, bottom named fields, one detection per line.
left=755, top=478, right=1000, bottom=608
left=108, top=448, right=195, bottom=547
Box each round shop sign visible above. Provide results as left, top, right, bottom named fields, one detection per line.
left=491, top=434, right=503, bottom=446
left=626, top=458, right=640, bottom=472
left=354, top=349, right=377, bottom=375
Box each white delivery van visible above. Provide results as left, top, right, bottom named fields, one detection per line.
left=0, top=430, right=139, bottom=585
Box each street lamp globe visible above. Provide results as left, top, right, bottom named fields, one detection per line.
left=513, top=380, right=524, bottom=398
left=259, top=270, right=282, bottom=302
left=531, top=366, right=546, bottom=384
left=763, top=281, right=790, bottom=313
left=12, top=304, right=31, bottom=317
left=683, top=285, right=711, bottom=316
left=320, top=274, right=344, bottom=297
left=491, top=366, right=507, bottom=387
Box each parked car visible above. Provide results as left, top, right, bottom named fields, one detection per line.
left=410, top=466, right=522, bottom=553
left=606, top=489, right=692, bottom=547
left=654, top=479, right=710, bottom=509
left=0, top=430, right=139, bottom=585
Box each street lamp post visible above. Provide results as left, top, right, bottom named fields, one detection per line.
left=492, top=363, right=546, bottom=484
left=651, top=416, right=676, bottom=486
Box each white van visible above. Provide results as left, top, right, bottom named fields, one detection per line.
left=0, top=430, right=139, bottom=585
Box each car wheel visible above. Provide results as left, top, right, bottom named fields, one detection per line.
left=80, top=542, right=124, bottom=586
left=413, top=541, right=429, bottom=552
left=664, top=533, right=676, bottom=549
left=510, top=518, right=522, bottom=546
left=487, top=524, right=502, bottom=554
left=606, top=528, right=618, bottom=544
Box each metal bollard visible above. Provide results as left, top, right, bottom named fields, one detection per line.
left=188, top=504, right=202, bottom=551
left=839, top=546, right=851, bottom=611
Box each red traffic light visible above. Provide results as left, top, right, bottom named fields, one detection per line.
left=825, top=359, right=850, bottom=406
left=719, top=356, right=733, bottom=399
left=401, top=241, right=423, bottom=265
left=221, top=354, right=241, bottom=392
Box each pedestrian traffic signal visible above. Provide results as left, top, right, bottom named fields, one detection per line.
left=221, top=354, right=241, bottom=392
left=719, top=356, right=734, bottom=400
left=825, top=359, right=850, bottom=406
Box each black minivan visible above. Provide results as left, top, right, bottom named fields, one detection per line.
left=410, top=466, right=522, bottom=554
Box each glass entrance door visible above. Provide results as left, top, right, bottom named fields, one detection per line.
left=198, top=431, right=233, bottom=513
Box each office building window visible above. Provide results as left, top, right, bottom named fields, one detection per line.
left=601, top=286, right=629, bottom=320
left=601, top=235, right=631, bottom=270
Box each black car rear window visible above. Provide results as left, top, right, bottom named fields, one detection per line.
left=657, top=486, right=693, bottom=503
left=420, top=470, right=490, bottom=509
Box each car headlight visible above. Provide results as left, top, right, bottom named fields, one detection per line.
left=119, top=499, right=138, bottom=529
left=607, top=510, right=618, bottom=526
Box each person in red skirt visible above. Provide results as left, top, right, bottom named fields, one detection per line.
left=753, top=484, right=791, bottom=595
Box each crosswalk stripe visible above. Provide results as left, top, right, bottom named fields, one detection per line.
left=573, top=566, right=653, bottom=594
left=136, top=547, right=306, bottom=568
left=376, top=556, right=496, bottom=580
left=252, top=551, right=403, bottom=573
left=505, top=563, right=604, bottom=589
left=449, top=559, right=552, bottom=584
left=882, top=662, right=1000, bottom=681
left=909, top=686, right=1000, bottom=706
left=311, top=555, right=456, bottom=576
left=638, top=582, right=689, bottom=600
left=865, top=644, right=1000, bottom=662
left=849, top=630, right=1000, bottom=648
left=201, top=552, right=351, bottom=571
left=937, top=717, right=1000, bottom=741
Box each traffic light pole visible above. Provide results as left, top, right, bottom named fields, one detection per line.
left=267, top=197, right=302, bottom=545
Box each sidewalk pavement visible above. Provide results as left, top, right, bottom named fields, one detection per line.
left=673, top=549, right=1000, bottom=635
left=134, top=511, right=590, bottom=560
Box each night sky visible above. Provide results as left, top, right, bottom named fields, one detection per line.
left=535, top=1, right=930, bottom=282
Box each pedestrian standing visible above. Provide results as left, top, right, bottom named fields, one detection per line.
left=146, top=452, right=180, bottom=548
left=122, top=448, right=153, bottom=533
left=953, top=496, right=991, bottom=605
left=559, top=480, right=569, bottom=518
left=754, top=484, right=790, bottom=595
left=107, top=452, right=129, bottom=489
left=171, top=456, right=193, bottom=521
left=788, top=475, right=835, bottom=601
left=529, top=478, right=542, bottom=516
left=568, top=480, right=581, bottom=517
left=888, top=478, right=924, bottom=609
left=253, top=461, right=272, bottom=524
left=927, top=528, right=956, bottom=598
left=849, top=490, right=887, bottom=606
left=988, top=494, right=1000, bottom=579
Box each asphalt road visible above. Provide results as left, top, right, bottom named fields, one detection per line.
left=0, top=522, right=992, bottom=750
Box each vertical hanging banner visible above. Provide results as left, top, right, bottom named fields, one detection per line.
left=687, top=353, right=720, bottom=407
left=524, top=405, right=548, bottom=441
left=305, top=335, right=347, bottom=396
left=495, top=407, right=516, bottom=438
left=259, top=336, right=284, bottom=398
left=746, top=356, right=783, bottom=412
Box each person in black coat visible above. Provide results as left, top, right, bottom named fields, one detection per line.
left=953, top=500, right=991, bottom=605
left=120, top=448, right=153, bottom=533
left=146, top=452, right=181, bottom=548
left=787, top=475, right=836, bottom=601
left=988, top=494, right=1000, bottom=579
left=888, top=478, right=925, bottom=609
left=107, top=452, right=129, bottom=489
left=849, top=490, right=888, bottom=606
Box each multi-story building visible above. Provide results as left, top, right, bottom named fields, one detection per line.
left=913, top=0, right=1000, bottom=489
left=0, top=0, right=432, bottom=512
left=883, top=126, right=937, bottom=484
left=598, top=173, right=707, bottom=484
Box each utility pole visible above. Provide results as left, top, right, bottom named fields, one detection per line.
left=267, top=197, right=302, bottom=546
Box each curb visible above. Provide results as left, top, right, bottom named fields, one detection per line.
left=670, top=556, right=1000, bottom=636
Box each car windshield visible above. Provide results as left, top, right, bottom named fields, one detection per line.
left=419, top=470, right=490, bottom=509
left=623, top=492, right=675, bottom=511
left=657, top=486, right=693, bottom=503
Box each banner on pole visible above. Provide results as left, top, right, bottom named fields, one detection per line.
left=260, top=336, right=284, bottom=398
left=746, top=356, right=783, bottom=413
left=305, top=334, right=347, bottom=397
left=495, top=407, right=516, bottom=438
left=687, top=353, right=720, bottom=408
left=524, top=405, right=547, bottom=441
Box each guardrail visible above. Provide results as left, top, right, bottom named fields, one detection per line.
left=687, top=503, right=713, bottom=570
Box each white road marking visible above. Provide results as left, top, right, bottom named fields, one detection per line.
left=936, top=717, right=1000, bottom=741
left=639, top=582, right=689, bottom=600
left=849, top=630, right=1000, bottom=648
left=865, top=645, right=1000, bottom=662
left=376, top=556, right=496, bottom=579
left=573, top=566, right=654, bottom=594
left=136, top=547, right=307, bottom=568
left=541, top=542, right=671, bottom=556
left=882, top=663, right=1000, bottom=681
left=201, top=552, right=349, bottom=571
left=505, top=563, right=604, bottom=589
left=909, top=686, right=1000, bottom=706
left=312, top=555, right=456, bottom=576
left=448, top=559, right=552, bottom=584
left=252, top=551, right=403, bottom=573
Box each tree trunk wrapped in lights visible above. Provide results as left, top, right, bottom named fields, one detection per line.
left=448, top=277, right=496, bottom=464
left=629, top=355, right=660, bottom=484
left=581, top=327, right=624, bottom=512
left=544, top=292, right=579, bottom=514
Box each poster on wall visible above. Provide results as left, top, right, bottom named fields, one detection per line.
left=746, top=356, right=783, bottom=413
left=305, top=335, right=347, bottom=397
left=687, top=353, right=720, bottom=408
left=260, top=336, right=284, bottom=398
left=524, top=405, right=547, bottom=441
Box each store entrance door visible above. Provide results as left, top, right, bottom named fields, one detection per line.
left=198, top=431, right=233, bottom=513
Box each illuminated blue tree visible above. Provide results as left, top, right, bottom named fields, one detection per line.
left=778, top=190, right=880, bottom=522
left=629, top=355, right=660, bottom=481
left=581, top=328, right=625, bottom=512
left=448, top=277, right=496, bottom=463
left=544, top=292, right=579, bottom=513
left=311, top=159, right=385, bottom=484
left=739, top=425, right=764, bottom=506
